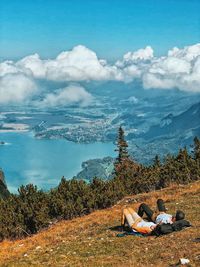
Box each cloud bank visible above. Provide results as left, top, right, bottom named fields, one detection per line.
left=1, top=43, right=200, bottom=104
left=0, top=73, right=37, bottom=104
left=38, top=85, right=93, bottom=108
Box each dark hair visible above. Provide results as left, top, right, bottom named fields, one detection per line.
left=175, top=210, right=185, bottom=221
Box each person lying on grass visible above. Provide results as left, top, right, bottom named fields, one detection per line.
left=121, top=201, right=186, bottom=235
left=121, top=207, right=157, bottom=234
left=138, top=198, right=185, bottom=225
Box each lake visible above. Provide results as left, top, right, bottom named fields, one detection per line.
left=0, top=132, right=116, bottom=193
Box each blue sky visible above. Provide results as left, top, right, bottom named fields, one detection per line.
left=0, top=0, right=200, bottom=60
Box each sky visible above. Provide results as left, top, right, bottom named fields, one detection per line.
left=0, top=0, right=200, bottom=107
left=0, top=0, right=200, bottom=60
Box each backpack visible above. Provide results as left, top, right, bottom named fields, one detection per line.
left=172, top=219, right=191, bottom=231
left=152, top=219, right=191, bottom=236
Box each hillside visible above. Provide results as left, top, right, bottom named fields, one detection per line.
left=142, top=102, right=200, bottom=142
left=0, top=181, right=199, bottom=267
left=0, top=169, right=10, bottom=199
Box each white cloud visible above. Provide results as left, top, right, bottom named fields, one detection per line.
left=149, top=57, right=191, bottom=75
left=114, top=46, right=154, bottom=83
left=0, top=73, right=37, bottom=104
left=115, top=46, right=154, bottom=69
left=123, top=46, right=154, bottom=62
left=168, top=43, right=200, bottom=61
left=142, top=43, right=200, bottom=92
left=46, top=45, right=105, bottom=81
left=13, top=46, right=115, bottom=82
left=122, top=65, right=141, bottom=82
left=17, top=53, right=46, bottom=78
left=143, top=73, right=176, bottom=90
left=1, top=43, right=200, bottom=101
left=11, top=45, right=124, bottom=82
left=0, top=61, right=21, bottom=77
left=38, top=84, right=93, bottom=108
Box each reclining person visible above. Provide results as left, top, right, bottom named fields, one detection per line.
left=121, top=207, right=157, bottom=234
left=121, top=201, right=186, bottom=235
left=138, top=199, right=185, bottom=225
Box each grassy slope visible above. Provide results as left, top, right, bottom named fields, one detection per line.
left=0, top=181, right=200, bottom=267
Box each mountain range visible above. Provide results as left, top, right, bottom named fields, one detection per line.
left=142, top=101, right=200, bottom=142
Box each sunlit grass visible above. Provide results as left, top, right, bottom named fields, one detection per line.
left=0, top=181, right=199, bottom=267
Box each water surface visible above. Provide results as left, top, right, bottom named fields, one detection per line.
left=0, top=132, right=116, bottom=193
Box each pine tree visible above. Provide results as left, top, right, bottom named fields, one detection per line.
left=114, top=126, right=129, bottom=167
left=113, top=126, right=130, bottom=177
left=191, top=136, right=200, bottom=179
left=153, top=155, right=161, bottom=168
left=192, top=136, right=200, bottom=161
left=175, top=148, right=191, bottom=183
left=113, top=126, right=141, bottom=193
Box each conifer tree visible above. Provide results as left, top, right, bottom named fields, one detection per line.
left=192, top=136, right=200, bottom=161
left=153, top=155, right=161, bottom=168
left=113, top=126, right=141, bottom=191
left=114, top=126, right=129, bottom=165
left=191, top=136, right=200, bottom=179
left=175, top=148, right=191, bottom=183
left=113, top=126, right=130, bottom=176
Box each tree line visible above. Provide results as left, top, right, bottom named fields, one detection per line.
left=0, top=127, right=199, bottom=241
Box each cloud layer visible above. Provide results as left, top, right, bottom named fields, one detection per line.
left=0, top=73, right=37, bottom=104
left=38, top=85, right=93, bottom=108
left=1, top=43, right=200, bottom=104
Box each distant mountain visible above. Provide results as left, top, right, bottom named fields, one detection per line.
left=142, top=102, right=200, bottom=141
left=0, top=169, right=10, bottom=199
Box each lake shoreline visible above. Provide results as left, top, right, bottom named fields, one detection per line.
left=0, top=131, right=116, bottom=193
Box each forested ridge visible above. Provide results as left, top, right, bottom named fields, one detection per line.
left=0, top=127, right=199, bottom=241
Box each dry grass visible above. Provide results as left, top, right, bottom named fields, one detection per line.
left=0, top=181, right=200, bottom=267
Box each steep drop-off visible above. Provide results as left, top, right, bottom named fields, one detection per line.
left=0, top=169, right=10, bottom=199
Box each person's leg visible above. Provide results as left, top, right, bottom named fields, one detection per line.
left=138, top=203, right=154, bottom=221
left=121, top=208, right=126, bottom=227
left=127, top=207, right=142, bottom=221
left=138, top=203, right=146, bottom=217
left=157, top=199, right=166, bottom=212
left=121, top=208, right=155, bottom=234
left=121, top=208, right=139, bottom=228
